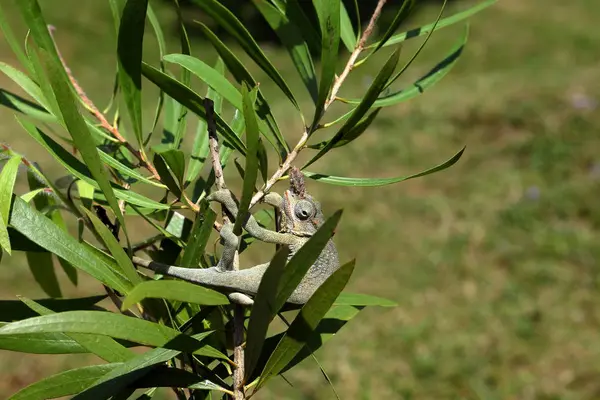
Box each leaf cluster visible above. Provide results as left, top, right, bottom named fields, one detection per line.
left=0, top=0, right=494, bottom=398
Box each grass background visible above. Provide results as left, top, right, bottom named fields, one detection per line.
left=1, top=0, right=599, bottom=398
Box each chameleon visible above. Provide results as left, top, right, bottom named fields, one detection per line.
left=137, top=167, right=340, bottom=305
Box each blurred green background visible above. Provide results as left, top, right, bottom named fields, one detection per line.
left=1, top=0, right=599, bottom=398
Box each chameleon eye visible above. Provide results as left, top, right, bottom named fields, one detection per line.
left=294, top=200, right=315, bottom=220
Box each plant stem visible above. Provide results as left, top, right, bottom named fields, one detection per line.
left=48, top=25, right=160, bottom=180
left=204, top=98, right=246, bottom=400
left=249, top=0, right=388, bottom=208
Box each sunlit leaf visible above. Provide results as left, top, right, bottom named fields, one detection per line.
left=252, top=0, right=318, bottom=103
left=141, top=62, right=247, bottom=156
left=304, top=47, right=400, bottom=167
left=233, top=84, right=260, bottom=236
left=185, top=57, right=224, bottom=185
left=82, top=208, right=141, bottom=287
left=344, top=24, right=468, bottom=107
left=9, top=196, right=130, bottom=292
left=0, top=295, right=106, bottom=322
left=192, top=0, right=300, bottom=111
left=245, top=246, right=289, bottom=381
left=339, top=1, right=357, bottom=52
left=311, top=0, right=340, bottom=127
left=19, top=297, right=134, bottom=363
left=334, top=292, right=397, bottom=307
left=256, top=260, right=355, bottom=390
left=308, top=108, right=381, bottom=150
left=117, top=0, right=147, bottom=145
left=7, top=364, right=121, bottom=400
left=371, top=0, right=415, bottom=53
left=179, top=206, right=216, bottom=269
left=0, top=311, right=227, bottom=358
left=195, top=22, right=289, bottom=158
left=0, top=155, right=21, bottom=254
left=17, top=118, right=169, bottom=210
left=122, top=280, right=228, bottom=310
left=367, top=0, right=496, bottom=49
left=303, top=146, right=465, bottom=186
left=71, top=331, right=214, bottom=400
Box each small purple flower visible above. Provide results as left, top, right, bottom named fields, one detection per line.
left=525, top=186, right=541, bottom=201
left=570, top=93, right=597, bottom=111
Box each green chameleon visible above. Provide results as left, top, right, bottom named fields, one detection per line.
left=137, top=168, right=340, bottom=305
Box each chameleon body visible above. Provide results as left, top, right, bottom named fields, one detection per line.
left=141, top=170, right=340, bottom=305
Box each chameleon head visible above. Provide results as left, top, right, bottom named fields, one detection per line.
left=280, top=167, right=324, bottom=236
left=280, top=190, right=324, bottom=237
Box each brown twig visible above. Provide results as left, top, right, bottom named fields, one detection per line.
left=47, top=25, right=160, bottom=180
left=204, top=98, right=246, bottom=400
left=248, top=0, right=388, bottom=208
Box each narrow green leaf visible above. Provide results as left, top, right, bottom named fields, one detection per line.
left=233, top=84, right=261, bottom=236
left=372, top=0, right=415, bottom=53
left=272, top=0, right=321, bottom=54
left=195, top=23, right=289, bottom=158
left=153, top=152, right=182, bottom=198
left=276, top=210, right=343, bottom=308
left=142, top=62, right=247, bottom=156
left=122, top=280, right=228, bottom=310
left=0, top=155, right=21, bottom=254
left=164, top=54, right=242, bottom=111
left=0, top=311, right=226, bottom=358
left=99, top=150, right=166, bottom=188
left=130, top=205, right=185, bottom=248
left=339, top=1, right=357, bottom=52
left=39, top=48, right=127, bottom=232
left=256, top=260, right=355, bottom=389
left=19, top=297, right=135, bottom=363
left=132, top=366, right=229, bottom=392
left=157, top=149, right=185, bottom=185
left=252, top=0, right=318, bottom=104
left=185, top=57, right=224, bottom=184
left=7, top=364, right=122, bottom=400
left=118, top=0, right=148, bottom=145
left=147, top=3, right=168, bottom=140
left=0, top=330, right=89, bottom=354
left=19, top=188, right=46, bottom=203
left=165, top=54, right=282, bottom=154
left=303, top=146, right=465, bottom=186
left=27, top=167, right=78, bottom=285
left=0, top=62, right=47, bottom=107
left=0, top=5, right=31, bottom=73
left=0, top=295, right=106, bottom=322
left=345, top=25, right=468, bottom=107
left=9, top=196, right=130, bottom=292
left=16, top=118, right=169, bottom=210
left=82, top=208, right=141, bottom=287
left=308, top=108, right=381, bottom=150
left=180, top=206, right=217, bottom=269
left=15, top=0, right=126, bottom=231
left=311, top=0, right=340, bottom=127
left=279, top=304, right=361, bottom=374
left=245, top=246, right=289, bottom=380
left=192, top=0, right=300, bottom=111
left=0, top=89, right=55, bottom=123
left=71, top=332, right=214, bottom=400
left=334, top=292, right=397, bottom=307
left=367, top=0, right=496, bottom=49
left=305, top=48, right=400, bottom=168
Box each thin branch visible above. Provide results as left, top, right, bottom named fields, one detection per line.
left=249, top=0, right=388, bottom=208
left=47, top=25, right=160, bottom=180
left=203, top=98, right=246, bottom=400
